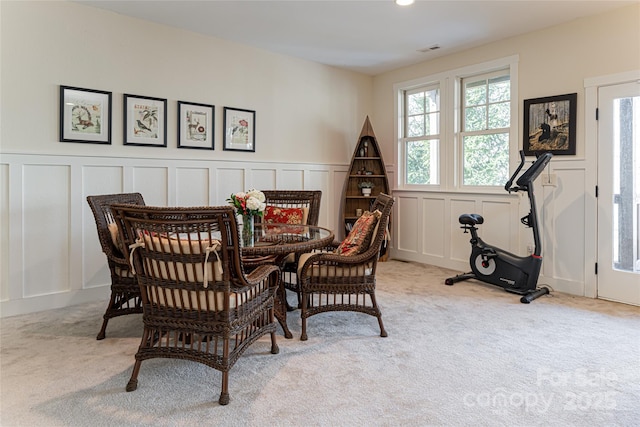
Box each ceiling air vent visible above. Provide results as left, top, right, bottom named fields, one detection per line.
left=418, top=45, right=441, bottom=53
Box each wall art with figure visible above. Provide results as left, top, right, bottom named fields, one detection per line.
left=523, top=93, right=576, bottom=156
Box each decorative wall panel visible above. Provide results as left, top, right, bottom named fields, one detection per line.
left=0, top=154, right=356, bottom=317
left=23, top=164, right=71, bottom=297
left=176, top=167, right=210, bottom=206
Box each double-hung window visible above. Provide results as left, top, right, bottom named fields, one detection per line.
left=404, top=84, right=440, bottom=185
left=461, top=71, right=511, bottom=186
left=396, top=56, right=518, bottom=191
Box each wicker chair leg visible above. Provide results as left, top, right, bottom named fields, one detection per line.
left=270, top=331, right=279, bottom=354
left=96, top=291, right=118, bottom=340
left=300, top=293, right=308, bottom=341
left=300, top=314, right=308, bottom=341
left=378, top=316, right=388, bottom=338
left=96, top=317, right=109, bottom=340
left=126, top=360, right=142, bottom=392
left=370, top=293, right=387, bottom=337
left=219, top=372, right=230, bottom=405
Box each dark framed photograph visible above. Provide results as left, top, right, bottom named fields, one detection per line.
left=178, top=101, right=215, bottom=150
left=123, top=94, right=167, bottom=147
left=523, top=93, right=577, bottom=156
left=223, top=107, right=255, bottom=152
left=59, top=86, right=112, bottom=144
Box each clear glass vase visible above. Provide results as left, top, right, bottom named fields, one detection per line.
left=241, top=214, right=254, bottom=246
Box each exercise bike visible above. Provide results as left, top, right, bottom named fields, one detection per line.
left=445, top=150, right=552, bottom=303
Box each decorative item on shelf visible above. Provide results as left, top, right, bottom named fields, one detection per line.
left=358, top=181, right=374, bottom=196
left=359, top=146, right=365, bottom=157
left=355, top=208, right=363, bottom=217
left=227, top=189, right=266, bottom=246
left=365, top=171, right=373, bottom=175
left=363, top=140, right=369, bottom=156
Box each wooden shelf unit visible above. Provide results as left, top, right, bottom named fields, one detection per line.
left=341, top=116, right=390, bottom=238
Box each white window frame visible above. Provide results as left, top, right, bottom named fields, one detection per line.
left=394, top=55, right=519, bottom=193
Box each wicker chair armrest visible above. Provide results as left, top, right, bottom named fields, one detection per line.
left=326, top=240, right=341, bottom=250
left=105, top=250, right=129, bottom=266
left=245, top=264, right=280, bottom=283
left=233, top=264, right=280, bottom=294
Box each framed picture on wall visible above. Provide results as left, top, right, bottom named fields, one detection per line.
left=177, top=101, right=215, bottom=150
left=123, top=94, right=167, bottom=147
left=523, top=93, right=577, bottom=156
left=223, top=107, right=255, bottom=152
left=59, top=86, right=112, bottom=144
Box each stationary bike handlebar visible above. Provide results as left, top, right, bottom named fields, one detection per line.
left=504, top=150, right=553, bottom=193
left=504, top=150, right=527, bottom=193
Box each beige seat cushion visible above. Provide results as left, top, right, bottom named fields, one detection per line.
left=137, top=233, right=245, bottom=310
left=107, top=222, right=126, bottom=255
left=142, top=232, right=223, bottom=282
left=297, top=252, right=373, bottom=278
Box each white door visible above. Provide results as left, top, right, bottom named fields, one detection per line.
left=597, top=81, right=640, bottom=306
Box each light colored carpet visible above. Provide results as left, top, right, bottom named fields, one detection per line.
left=1, top=260, right=639, bottom=426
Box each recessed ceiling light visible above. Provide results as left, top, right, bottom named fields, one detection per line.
left=395, top=0, right=415, bottom=6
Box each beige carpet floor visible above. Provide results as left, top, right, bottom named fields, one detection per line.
left=1, top=260, right=639, bottom=426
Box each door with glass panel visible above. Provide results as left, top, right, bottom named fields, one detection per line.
left=597, top=81, right=640, bottom=306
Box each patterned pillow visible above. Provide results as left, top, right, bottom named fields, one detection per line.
left=336, top=210, right=381, bottom=256
left=264, top=206, right=309, bottom=225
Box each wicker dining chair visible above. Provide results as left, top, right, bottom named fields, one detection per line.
left=87, top=192, right=146, bottom=340
left=111, top=204, right=280, bottom=406
left=261, top=190, right=322, bottom=309
left=297, top=193, right=393, bottom=341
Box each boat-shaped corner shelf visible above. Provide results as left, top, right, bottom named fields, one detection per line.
left=341, top=116, right=390, bottom=237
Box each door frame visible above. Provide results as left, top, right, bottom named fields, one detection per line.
left=584, top=70, right=640, bottom=298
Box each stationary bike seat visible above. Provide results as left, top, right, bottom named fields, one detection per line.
left=459, top=213, right=484, bottom=226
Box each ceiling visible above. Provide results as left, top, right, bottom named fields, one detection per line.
left=78, top=0, right=636, bottom=75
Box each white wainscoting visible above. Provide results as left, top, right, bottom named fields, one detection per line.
left=390, top=157, right=593, bottom=298
left=1, top=153, right=360, bottom=317
left=1, top=151, right=590, bottom=315
left=392, top=190, right=521, bottom=270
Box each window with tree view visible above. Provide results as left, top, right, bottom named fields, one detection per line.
left=404, top=85, right=440, bottom=185
left=462, top=71, right=511, bottom=186
left=397, top=57, right=516, bottom=191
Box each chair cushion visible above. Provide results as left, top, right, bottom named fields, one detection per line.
left=335, top=210, right=381, bottom=256
left=141, top=232, right=224, bottom=284
left=140, top=233, right=244, bottom=310
left=107, top=222, right=126, bottom=255
left=297, top=252, right=373, bottom=277
left=146, top=287, right=242, bottom=310
left=264, top=206, right=309, bottom=225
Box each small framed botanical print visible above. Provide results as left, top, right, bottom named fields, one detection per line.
left=178, top=101, right=215, bottom=150
left=223, top=107, right=255, bottom=152
left=60, top=86, right=112, bottom=144
left=123, top=94, right=167, bottom=147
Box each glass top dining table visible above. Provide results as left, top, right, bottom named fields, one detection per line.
left=241, top=223, right=334, bottom=253
left=240, top=222, right=335, bottom=339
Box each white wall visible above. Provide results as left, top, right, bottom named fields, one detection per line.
left=0, top=1, right=373, bottom=162
left=2, top=1, right=639, bottom=316
left=0, top=1, right=375, bottom=316
left=372, top=4, right=640, bottom=296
